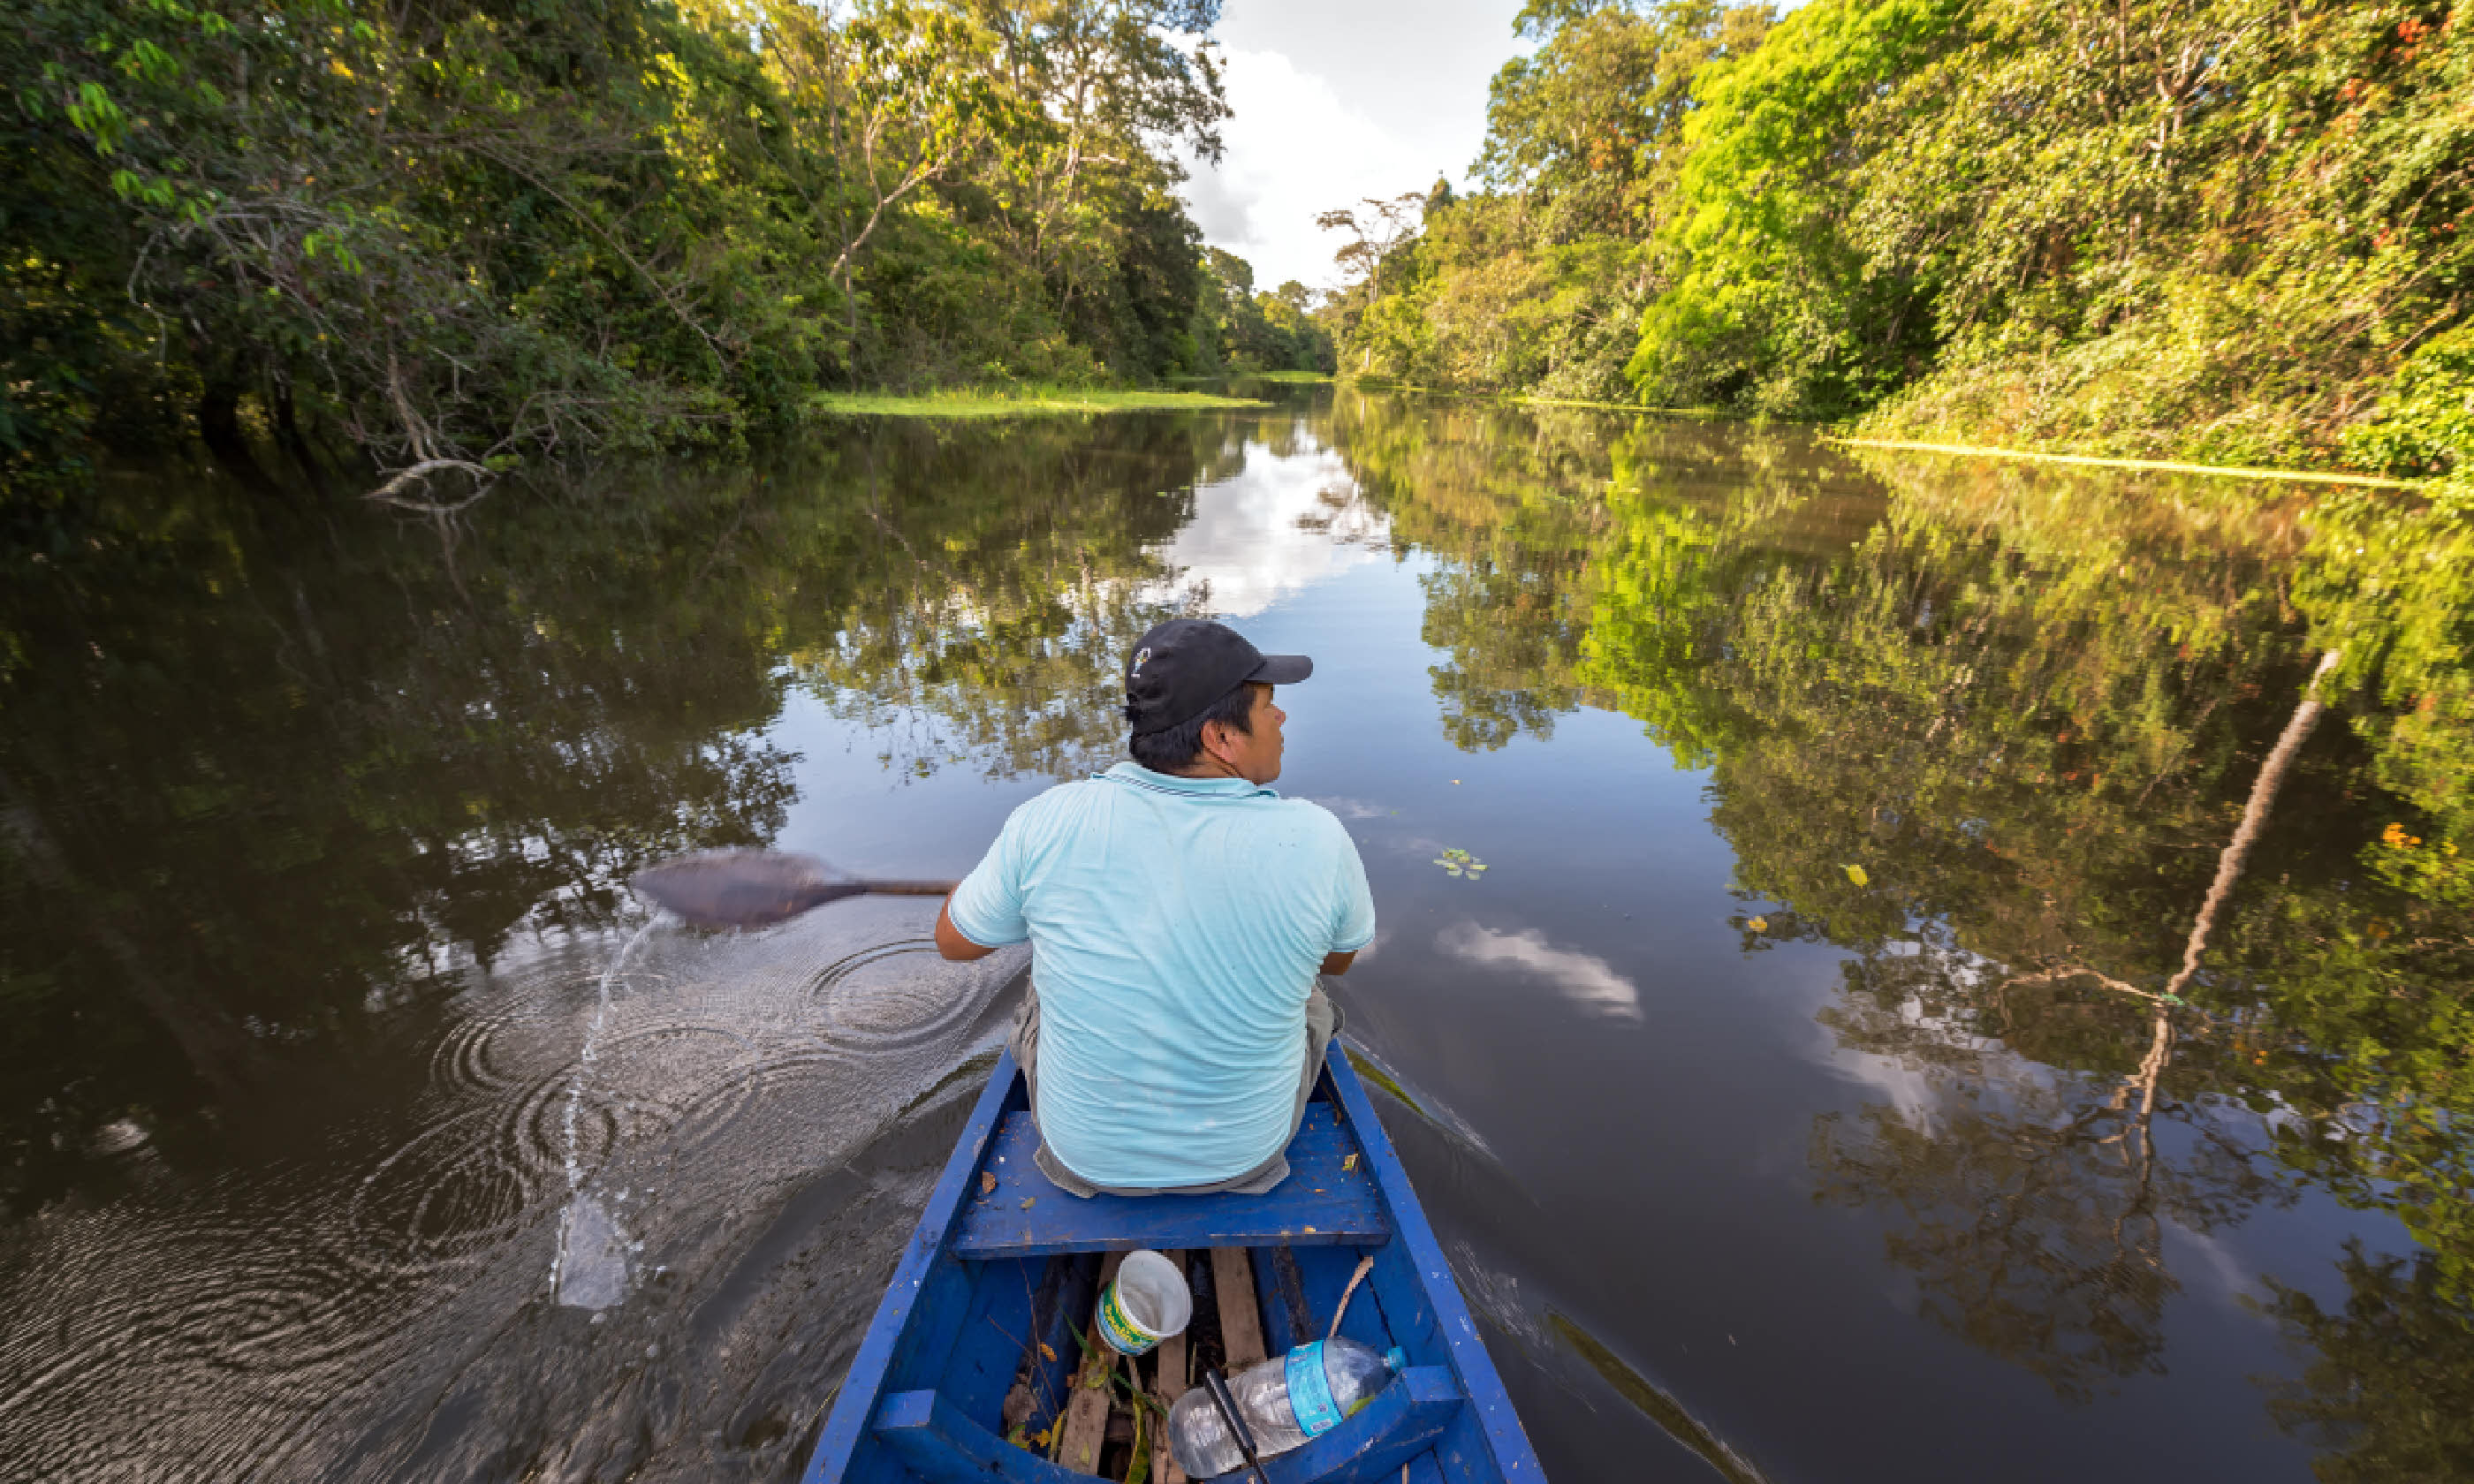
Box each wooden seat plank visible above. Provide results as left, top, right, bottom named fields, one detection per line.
left=952, top=1105, right=1389, bottom=1260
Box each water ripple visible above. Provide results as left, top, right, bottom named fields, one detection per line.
left=0, top=902, right=1021, bottom=1481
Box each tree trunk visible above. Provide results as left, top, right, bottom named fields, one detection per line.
left=269, top=370, right=326, bottom=496
left=196, top=376, right=264, bottom=483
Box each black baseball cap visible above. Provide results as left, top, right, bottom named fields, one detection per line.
left=1124, top=619, right=1313, bottom=736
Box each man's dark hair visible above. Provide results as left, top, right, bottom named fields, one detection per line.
left=1129, top=682, right=1256, bottom=772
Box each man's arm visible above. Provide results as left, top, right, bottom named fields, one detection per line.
left=936, top=892, right=998, bottom=962
left=1320, top=950, right=1355, bottom=976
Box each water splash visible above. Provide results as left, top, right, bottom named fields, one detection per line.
left=550, top=913, right=660, bottom=1308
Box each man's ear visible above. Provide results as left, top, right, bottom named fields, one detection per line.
left=1196, top=717, right=1232, bottom=765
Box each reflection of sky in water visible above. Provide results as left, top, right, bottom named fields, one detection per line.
left=11, top=402, right=2452, bottom=1484
left=1155, top=436, right=1389, bottom=617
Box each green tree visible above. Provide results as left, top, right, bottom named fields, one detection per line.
left=1628, top=0, right=1962, bottom=415
left=0, top=0, right=1239, bottom=512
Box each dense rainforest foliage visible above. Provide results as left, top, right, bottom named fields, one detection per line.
left=1321, top=0, right=2474, bottom=498
left=1, top=0, right=1330, bottom=515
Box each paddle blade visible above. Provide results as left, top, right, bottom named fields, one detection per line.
left=629, top=849, right=861, bottom=928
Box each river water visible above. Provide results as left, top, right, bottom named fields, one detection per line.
left=4, top=384, right=2470, bottom=1481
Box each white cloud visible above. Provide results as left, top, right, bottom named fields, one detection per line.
left=1184, top=49, right=1436, bottom=292
left=1184, top=3, right=1529, bottom=290
left=1438, top=922, right=1643, bottom=1021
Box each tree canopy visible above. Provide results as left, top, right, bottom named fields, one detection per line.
left=1317, top=0, right=2473, bottom=498
left=0, top=0, right=1328, bottom=520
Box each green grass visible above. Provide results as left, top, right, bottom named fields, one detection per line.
left=1241, top=370, right=1334, bottom=383
left=810, top=384, right=1267, bottom=419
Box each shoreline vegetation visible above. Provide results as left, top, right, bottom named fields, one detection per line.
left=6, top=0, right=2466, bottom=520
left=1335, top=369, right=2436, bottom=489
left=1313, top=0, right=2472, bottom=508
left=2, top=0, right=1332, bottom=523
left=810, top=387, right=1269, bottom=419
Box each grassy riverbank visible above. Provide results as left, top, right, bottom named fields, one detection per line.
left=809, top=386, right=1271, bottom=419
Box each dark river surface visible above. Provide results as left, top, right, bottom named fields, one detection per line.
left=5, top=384, right=2472, bottom=1482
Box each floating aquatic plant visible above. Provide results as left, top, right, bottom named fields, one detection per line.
left=1432, top=848, right=1489, bottom=880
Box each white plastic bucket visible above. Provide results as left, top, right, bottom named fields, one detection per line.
left=1095, top=1249, right=1193, bottom=1356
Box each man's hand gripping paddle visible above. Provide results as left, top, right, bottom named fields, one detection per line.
left=629, top=849, right=957, bottom=930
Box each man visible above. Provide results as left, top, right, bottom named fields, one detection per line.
left=933, top=618, right=1376, bottom=1197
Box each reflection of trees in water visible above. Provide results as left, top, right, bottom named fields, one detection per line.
left=1330, top=394, right=1621, bottom=748
left=2258, top=1242, right=2474, bottom=1483
left=788, top=420, right=1237, bottom=780
left=1814, top=997, right=2279, bottom=1400
left=1332, top=389, right=2474, bottom=1457
left=0, top=416, right=1237, bottom=1213
left=801, top=573, right=1206, bottom=781
left=1816, top=640, right=2347, bottom=1394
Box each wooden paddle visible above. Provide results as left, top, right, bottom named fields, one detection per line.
left=630, top=848, right=957, bottom=930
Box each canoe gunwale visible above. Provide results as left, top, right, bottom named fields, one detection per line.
left=800, top=1050, right=1018, bottom=1484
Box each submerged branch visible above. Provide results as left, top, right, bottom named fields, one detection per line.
left=363, top=458, right=497, bottom=512
left=2160, top=648, right=2344, bottom=1003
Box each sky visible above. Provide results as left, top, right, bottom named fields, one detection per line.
left=1181, top=0, right=1530, bottom=294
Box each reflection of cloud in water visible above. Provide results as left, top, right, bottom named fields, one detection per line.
left=1825, top=1045, right=1944, bottom=1129
left=1302, top=795, right=1393, bottom=821
left=1438, top=923, right=1642, bottom=1022
left=1155, top=441, right=1389, bottom=617
left=2167, top=1223, right=2265, bottom=1306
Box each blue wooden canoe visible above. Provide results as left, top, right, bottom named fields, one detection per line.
left=800, top=1041, right=1545, bottom=1484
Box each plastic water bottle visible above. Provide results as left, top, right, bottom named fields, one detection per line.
left=1165, top=1336, right=1404, bottom=1477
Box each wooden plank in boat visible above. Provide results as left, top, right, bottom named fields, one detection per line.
left=1210, top=1246, right=1267, bottom=1369
left=1053, top=1252, right=1123, bottom=1476
left=1152, top=1250, right=1189, bottom=1484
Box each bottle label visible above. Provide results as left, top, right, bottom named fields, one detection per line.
left=1285, top=1341, right=1343, bottom=1437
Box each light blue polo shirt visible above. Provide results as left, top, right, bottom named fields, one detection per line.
left=948, top=761, right=1377, bottom=1189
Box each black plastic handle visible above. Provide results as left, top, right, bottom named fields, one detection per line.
left=1203, top=1368, right=1271, bottom=1484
